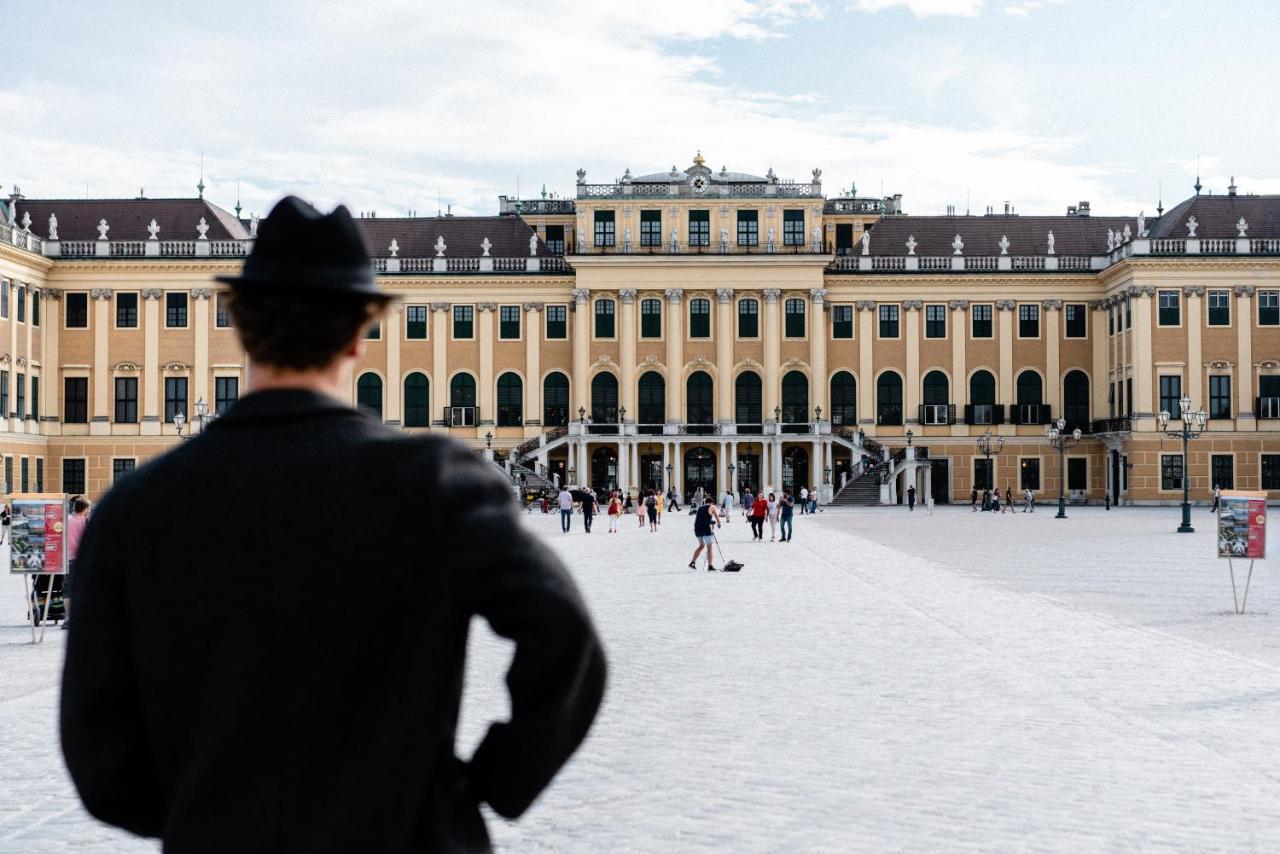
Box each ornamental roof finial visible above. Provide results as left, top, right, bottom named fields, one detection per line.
left=692, top=149, right=705, bottom=168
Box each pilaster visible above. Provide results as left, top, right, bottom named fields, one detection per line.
left=857, top=301, right=875, bottom=432
left=1043, top=299, right=1061, bottom=418
left=91, top=288, right=113, bottom=434
left=809, top=288, right=828, bottom=416
left=949, top=300, right=968, bottom=435
left=140, top=288, right=162, bottom=435
left=1235, top=286, right=1255, bottom=421
left=996, top=300, right=1015, bottom=408
left=477, top=302, right=496, bottom=426
left=523, top=302, right=542, bottom=426
left=763, top=289, right=781, bottom=418
left=1132, top=287, right=1154, bottom=422
left=715, top=288, right=733, bottom=422
left=431, top=303, right=450, bottom=426
left=1090, top=301, right=1108, bottom=421
left=664, top=288, right=684, bottom=421
left=192, top=288, right=212, bottom=410
left=386, top=303, right=403, bottom=425
left=571, top=288, right=590, bottom=418
left=619, top=289, right=637, bottom=416
left=903, top=300, right=922, bottom=423
left=1184, top=287, right=1204, bottom=412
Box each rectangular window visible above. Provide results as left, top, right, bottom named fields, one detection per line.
left=1067, top=457, right=1087, bottom=491
left=1208, top=290, right=1230, bottom=326
left=30, top=376, right=37, bottom=420
left=1161, top=454, right=1184, bottom=490
left=1209, top=375, right=1232, bottom=419
left=738, top=300, right=759, bottom=338
left=1126, top=377, right=1133, bottom=417
left=1, top=281, right=8, bottom=319
left=364, top=320, right=380, bottom=340
left=1262, top=375, right=1280, bottom=418
left=784, top=299, right=806, bottom=338
left=1065, top=304, right=1086, bottom=338
left=452, top=305, right=473, bottom=339
left=1158, top=375, right=1182, bottom=419
left=3, top=457, right=9, bottom=493
left=216, top=291, right=232, bottom=327
left=114, top=377, right=138, bottom=423
left=1211, top=454, right=1235, bottom=490
left=879, top=304, right=899, bottom=338
left=640, top=299, right=662, bottom=338
left=1109, top=305, right=1115, bottom=336
left=782, top=210, right=805, bottom=246
left=1018, top=304, right=1040, bottom=338
left=31, top=292, right=39, bottom=327
left=16, top=287, right=25, bottom=323
left=689, top=299, right=711, bottom=338
left=19, top=458, right=28, bottom=492
left=736, top=210, right=759, bottom=246
left=66, top=292, right=88, bottom=328
left=1263, top=454, right=1280, bottom=490
left=64, top=377, right=88, bottom=423
left=1125, top=296, right=1132, bottom=329
left=593, top=210, right=615, bottom=247
left=831, top=305, right=853, bottom=339
left=499, top=305, right=521, bottom=339
left=35, top=458, right=43, bottom=492
left=594, top=299, right=615, bottom=338
left=974, top=458, right=993, bottom=490
left=116, top=292, right=139, bottom=328
left=63, top=458, right=85, bottom=495
left=544, top=225, right=564, bottom=254
left=1158, top=290, right=1180, bottom=326
left=215, top=376, right=239, bottom=415
left=164, top=377, right=188, bottom=424
left=971, top=304, right=992, bottom=338
left=15, top=375, right=24, bottom=421
left=166, top=292, right=188, bottom=328
left=0, top=371, right=7, bottom=417
left=925, top=305, right=946, bottom=339
left=113, top=458, right=136, bottom=482
left=545, top=305, right=567, bottom=339
left=640, top=210, right=662, bottom=247
left=688, top=210, right=710, bottom=246
left=406, top=305, right=428, bottom=339
left=1259, top=290, right=1279, bottom=326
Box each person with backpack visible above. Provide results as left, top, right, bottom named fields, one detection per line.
left=688, top=497, right=722, bottom=571
left=607, top=492, right=621, bottom=533
left=907, top=485, right=916, bottom=511
left=645, top=490, right=658, bottom=532
left=778, top=491, right=795, bottom=542
left=581, top=488, right=596, bottom=533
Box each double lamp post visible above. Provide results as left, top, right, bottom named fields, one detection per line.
left=1158, top=395, right=1207, bottom=533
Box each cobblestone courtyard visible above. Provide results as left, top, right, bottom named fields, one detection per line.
left=2, top=505, right=1278, bottom=851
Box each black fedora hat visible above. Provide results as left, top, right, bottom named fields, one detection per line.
left=215, top=195, right=383, bottom=297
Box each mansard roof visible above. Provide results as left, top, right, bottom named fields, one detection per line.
left=356, top=214, right=547, bottom=258
left=1146, top=194, right=1280, bottom=239
left=18, top=198, right=247, bottom=241
left=865, top=214, right=1134, bottom=257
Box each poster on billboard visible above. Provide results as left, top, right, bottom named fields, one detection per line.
left=8, top=494, right=68, bottom=575
left=1217, top=491, right=1267, bottom=560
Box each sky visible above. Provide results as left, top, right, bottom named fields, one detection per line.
left=5, top=0, right=1280, bottom=221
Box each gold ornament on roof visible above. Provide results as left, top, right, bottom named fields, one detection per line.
left=692, top=150, right=705, bottom=168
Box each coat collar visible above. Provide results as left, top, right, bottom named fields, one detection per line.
left=213, top=388, right=358, bottom=425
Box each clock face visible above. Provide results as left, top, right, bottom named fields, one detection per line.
left=689, top=175, right=708, bottom=194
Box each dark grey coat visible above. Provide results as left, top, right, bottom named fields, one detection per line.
left=61, top=389, right=606, bottom=853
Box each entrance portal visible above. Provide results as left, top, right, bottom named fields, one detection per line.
left=735, top=453, right=761, bottom=493
left=684, top=446, right=717, bottom=500
left=591, top=446, right=618, bottom=492
left=782, top=447, right=809, bottom=495
left=930, top=459, right=949, bottom=505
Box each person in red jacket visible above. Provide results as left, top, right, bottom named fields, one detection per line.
left=749, top=492, right=769, bottom=541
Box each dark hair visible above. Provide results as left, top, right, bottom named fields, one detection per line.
left=71, top=496, right=90, bottom=514
left=228, top=288, right=389, bottom=370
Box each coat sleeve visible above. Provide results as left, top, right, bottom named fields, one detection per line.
left=440, top=445, right=607, bottom=820
left=59, top=487, right=165, bottom=838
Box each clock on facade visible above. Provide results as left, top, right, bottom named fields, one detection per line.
left=689, top=175, right=709, bottom=194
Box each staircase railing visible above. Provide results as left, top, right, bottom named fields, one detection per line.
left=511, top=425, right=569, bottom=464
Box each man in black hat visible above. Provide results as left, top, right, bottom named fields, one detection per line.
left=60, top=197, right=607, bottom=853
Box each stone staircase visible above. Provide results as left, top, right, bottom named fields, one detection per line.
left=829, top=468, right=884, bottom=506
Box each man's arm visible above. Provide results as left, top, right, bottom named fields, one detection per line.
left=60, top=487, right=165, bottom=838
left=441, top=445, right=607, bottom=819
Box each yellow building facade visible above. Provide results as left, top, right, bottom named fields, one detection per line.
left=1, top=156, right=1277, bottom=504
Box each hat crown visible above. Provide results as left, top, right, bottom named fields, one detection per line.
left=253, top=195, right=371, bottom=271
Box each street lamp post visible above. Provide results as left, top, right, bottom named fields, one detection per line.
left=905, top=429, right=914, bottom=446
left=1158, top=395, right=1207, bottom=533
left=172, top=410, right=187, bottom=440
left=578, top=406, right=587, bottom=424
left=618, top=406, right=626, bottom=424
left=975, top=429, right=1004, bottom=493
left=666, top=463, right=673, bottom=492
left=485, top=431, right=493, bottom=450
left=1045, top=418, right=1082, bottom=519
left=727, top=462, right=736, bottom=492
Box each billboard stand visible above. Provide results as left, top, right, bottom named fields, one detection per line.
left=7, top=494, right=70, bottom=643
left=19, top=572, right=56, bottom=644
left=1227, top=559, right=1255, bottom=615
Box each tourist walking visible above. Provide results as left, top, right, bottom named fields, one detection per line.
left=779, top=490, right=795, bottom=541
left=646, top=490, right=659, bottom=532
left=767, top=492, right=779, bottom=541
left=970, top=487, right=978, bottom=511
left=692, top=486, right=705, bottom=509
left=1004, top=487, right=1014, bottom=514
left=558, top=486, right=574, bottom=532
left=61, top=496, right=90, bottom=628
left=582, top=489, right=596, bottom=533
left=990, top=489, right=1001, bottom=513
left=637, top=490, right=647, bottom=528
left=1211, top=484, right=1221, bottom=512
left=1023, top=487, right=1035, bottom=512
left=749, top=492, right=768, bottom=540
left=741, top=487, right=753, bottom=520
left=607, top=492, right=621, bottom=533
left=655, top=490, right=663, bottom=527
left=59, top=196, right=606, bottom=853
left=688, top=497, right=722, bottom=571
left=799, top=485, right=809, bottom=514
left=721, top=488, right=735, bottom=523
left=666, top=486, right=681, bottom=512
left=907, top=485, right=916, bottom=511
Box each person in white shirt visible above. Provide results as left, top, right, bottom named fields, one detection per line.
left=557, top=487, right=574, bottom=533
left=720, top=489, right=734, bottom=524
left=799, top=486, right=809, bottom=514
left=1023, top=488, right=1034, bottom=513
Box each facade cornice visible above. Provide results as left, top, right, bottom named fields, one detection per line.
left=0, top=242, right=55, bottom=272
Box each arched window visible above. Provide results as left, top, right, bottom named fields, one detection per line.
left=781, top=371, right=809, bottom=425
left=876, top=371, right=903, bottom=425
left=1063, top=370, right=1089, bottom=431
left=637, top=371, right=665, bottom=430
left=450, top=373, right=476, bottom=407
left=969, top=370, right=996, bottom=405
left=735, top=371, right=762, bottom=431
left=543, top=372, right=569, bottom=426
left=356, top=373, right=383, bottom=421
left=1016, top=370, right=1043, bottom=405
left=923, top=370, right=949, bottom=405
left=496, top=372, right=523, bottom=426
left=830, top=371, right=856, bottom=425
left=686, top=371, right=713, bottom=428
left=403, top=372, right=429, bottom=427
left=591, top=372, right=618, bottom=423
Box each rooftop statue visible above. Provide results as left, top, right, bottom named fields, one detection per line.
left=1186, top=216, right=1198, bottom=238
left=1046, top=230, right=1055, bottom=255
left=904, top=234, right=916, bottom=256
left=47, top=214, right=58, bottom=240
left=434, top=235, right=446, bottom=257
left=952, top=234, right=964, bottom=255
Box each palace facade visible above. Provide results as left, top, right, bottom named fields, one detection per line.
left=1, top=154, right=1277, bottom=505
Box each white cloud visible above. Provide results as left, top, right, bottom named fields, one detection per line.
left=850, top=0, right=985, bottom=17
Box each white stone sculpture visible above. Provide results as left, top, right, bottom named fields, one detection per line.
left=904, top=234, right=916, bottom=256
left=720, top=226, right=728, bottom=244
left=1136, top=212, right=1145, bottom=236
left=1046, top=230, right=1055, bottom=255
left=1122, top=224, right=1131, bottom=242
left=529, top=233, right=538, bottom=256
left=47, top=214, right=58, bottom=240
left=20, top=211, right=30, bottom=232
left=670, top=227, right=679, bottom=245
left=1106, top=230, right=1116, bottom=251
left=434, top=235, right=446, bottom=256
left=860, top=229, right=871, bottom=255
left=97, top=219, right=109, bottom=240
left=767, top=225, right=776, bottom=244
left=480, top=237, right=492, bottom=257
left=1237, top=217, right=1249, bottom=237
left=998, top=235, right=1009, bottom=256
left=196, top=217, right=209, bottom=240
left=249, top=214, right=259, bottom=237
left=952, top=234, right=964, bottom=255
left=147, top=219, right=160, bottom=239
left=1186, top=216, right=1198, bottom=238
left=624, top=226, right=633, bottom=244
left=388, top=239, right=399, bottom=258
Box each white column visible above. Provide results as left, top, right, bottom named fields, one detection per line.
left=571, top=289, right=590, bottom=418
left=619, top=290, right=637, bottom=417
left=809, top=288, right=828, bottom=417
left=904, top=300, right=921, bottom=425
left=431, top=303, right=450, bottom=427
left=858, top=302, right=874, bottom=434
left=524, top=302, right=542, bottom=427
left=716, top=288, right=734, bottom=423
left=1236, top=286, right=1255, bottom=420
left=617, top=438, right=629, bottom=491
left=664, top=289, right=684, bottom=422
left=1185, top=288, right=1204, bottom=410
left=386, top=302, right=402, bottom=425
